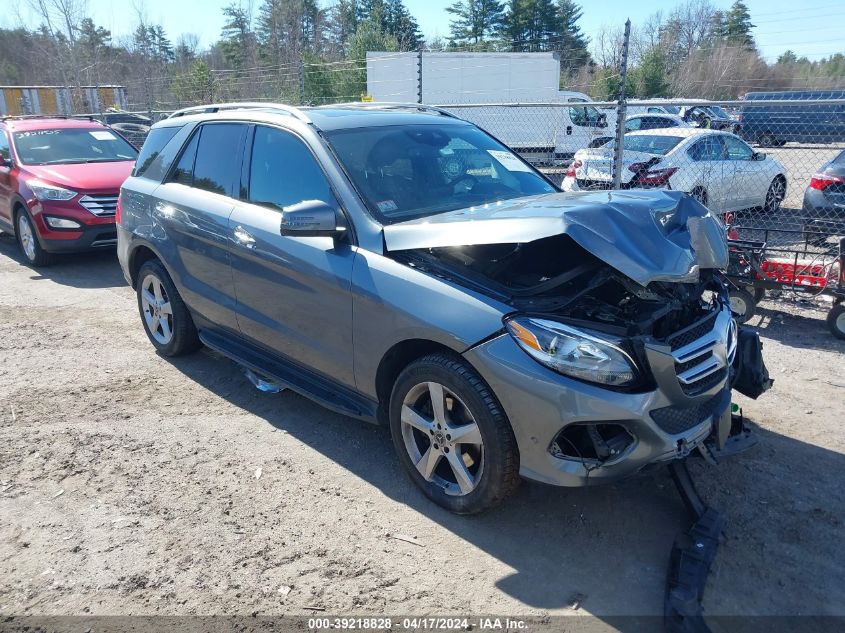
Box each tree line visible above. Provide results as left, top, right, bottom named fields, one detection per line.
left=0, top=0, right=842, bottom=112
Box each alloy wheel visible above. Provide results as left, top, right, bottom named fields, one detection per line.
left=766, top=179, right=784, bottom=211
left=140, top=273, right=174, bottom=345
left=400, top=381, right=484, bottom=496
left=17, top=214, right=36, bottom=261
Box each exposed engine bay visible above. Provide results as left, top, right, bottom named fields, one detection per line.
left=396, top=233, right=728, bottom=339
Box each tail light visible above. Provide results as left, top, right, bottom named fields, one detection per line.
left=115, top=193, right=123, bottom=225
left=565, top=160, right=582, bottom=178
left=635, top=167, right=678, bottom=187
left=809, top=174, right=844, bottom=190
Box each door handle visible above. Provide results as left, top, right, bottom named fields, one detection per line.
left=233, top=225, right=256, bottom=247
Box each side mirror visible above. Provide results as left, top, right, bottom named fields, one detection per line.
left=753, top=152, right=766, bottom=161
left=0, top=155, right=10, bottom=168
left=597, top=113, right=608, bottom=128
left=280, top=199, right=345, bottom=237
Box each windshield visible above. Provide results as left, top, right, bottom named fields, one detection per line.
left=13, top=128, right=138, bottom=165
left=327, top=124, right=556, bottom=223
left=707, top=105, right=730, bottom=119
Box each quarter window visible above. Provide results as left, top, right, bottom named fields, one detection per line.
left=169, top=130, right=199, bottom=186
left=133, top=125, right=181, bottom=179
left=247, top=126, right=333, bottom=210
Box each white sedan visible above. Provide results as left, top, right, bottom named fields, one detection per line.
left=562, top=128, right=788, bottom=213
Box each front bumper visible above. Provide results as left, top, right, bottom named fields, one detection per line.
left=29, top=198, right=117, bottom=253
left=464, top=306, right=737, bottom=487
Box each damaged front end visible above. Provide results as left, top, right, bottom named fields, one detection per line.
left=386, top=190, right=771, bottom=478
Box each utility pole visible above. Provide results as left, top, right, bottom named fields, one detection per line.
left=611, top=19, right=632, bottom=191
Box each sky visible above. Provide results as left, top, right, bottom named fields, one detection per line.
left=4, top=0, right=844, bottom=63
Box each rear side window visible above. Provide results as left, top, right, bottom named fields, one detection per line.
left=833, top=150, right=845, bottom=165
left=167, top=123, right=246, bottom=196
left=134, top=126, right=181, bottom=179
left=247, top=126, right=333, bottom=210
left=688, top=136, right=725, bottom=161
left=192, top=124, right=247, bottom=196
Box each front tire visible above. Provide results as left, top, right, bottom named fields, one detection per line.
left=15, top=208, right=53, bottom=267
left=136, top=259, right=200, bottom=356
left=389, top=353, right=520, bottom=514
left=763, top=177, right=785, bottom=213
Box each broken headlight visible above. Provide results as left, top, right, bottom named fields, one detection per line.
left=505, top=316, right=638, bottom=387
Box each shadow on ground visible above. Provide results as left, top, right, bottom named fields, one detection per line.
left=0, top=233, right=126, bottom=289
left=161, top=349, right=844, bottom=618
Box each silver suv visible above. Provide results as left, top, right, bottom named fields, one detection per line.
left=117, top=103, right=769, bottom=514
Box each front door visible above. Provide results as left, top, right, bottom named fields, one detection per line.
left=228, top=125, right=356, bottom=388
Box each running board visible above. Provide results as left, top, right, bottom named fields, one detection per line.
left=199, top=329, right=379, bottom=423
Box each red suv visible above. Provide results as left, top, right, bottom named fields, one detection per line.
left=0, top=116, right=138, bottom=266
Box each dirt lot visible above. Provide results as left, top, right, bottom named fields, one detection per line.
left=0, top=234, right=844, bottom=623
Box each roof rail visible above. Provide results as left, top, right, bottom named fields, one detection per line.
left=316, top=102, right=459, bottom=119
left=167, top=102, right=311, bottom=122
left=0, top=114, right=95, bottom=122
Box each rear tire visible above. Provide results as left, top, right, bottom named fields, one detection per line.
left=136, top=259, right=201, bottom=356
left=757, top=132, right=777, bottom=148
left=14, top=208, right=53, bottom=267
left=389, top=353, right=520, bottom=514
left=827, top=304, right=845, bottom=341
left=729, top=288, right=756, bottom=324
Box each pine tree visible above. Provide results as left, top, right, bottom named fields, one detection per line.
left=724, top=0, right=754, bottom=50
left=220, top=4, right=256, bottom=70
left=552, top=0, right=589, bottom=72
left=446, top=0, right=505, bottom=45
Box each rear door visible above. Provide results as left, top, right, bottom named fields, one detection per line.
left=684, top=135, right=730, bottom=211
left=228, top=124, right=356, bottom=387
left=152, top=122, right=247, bottom=331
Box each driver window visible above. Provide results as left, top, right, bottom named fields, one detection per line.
left=625, top=118, right=641, bottom=132
left=248, top=126, right=334, bottom=210
left=569, top=105, right=599, bottom=127
left=723, top=136, right=754, bottom=161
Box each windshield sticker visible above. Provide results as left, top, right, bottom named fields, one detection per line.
left=377, top=199, right=398, bottom=213
left=89, top=130, right=117, bottom=141
left=487, top=150, right=532, bottom=173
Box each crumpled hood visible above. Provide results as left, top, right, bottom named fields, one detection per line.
left=383, top=190, right=728, bottom=286
left=23, top=160, right=134, bottom=192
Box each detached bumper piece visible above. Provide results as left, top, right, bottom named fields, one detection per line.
left=665, top=460, right=723, bottom=633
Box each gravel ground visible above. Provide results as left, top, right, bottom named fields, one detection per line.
left=0, top=234, right=843, bottom=623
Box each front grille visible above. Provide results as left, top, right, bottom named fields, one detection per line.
left=667, top=311, right=718, bottom=350
left=651, top=393, right=726, bottom=435
left=669, top=310, right=736, bottom=396
left=79, top=194, right=118, bottom=217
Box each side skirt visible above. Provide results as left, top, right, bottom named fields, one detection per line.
left=199, top=328, right=379, bottom=424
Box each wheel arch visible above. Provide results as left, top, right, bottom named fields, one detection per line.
left=127, top=241, right=168, bottom=288
left=374, top=338, right=469, bottom=425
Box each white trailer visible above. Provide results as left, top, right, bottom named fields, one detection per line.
left=366, top=52, right=611, bottom=163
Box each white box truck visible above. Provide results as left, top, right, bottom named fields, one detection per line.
left=366, top=51, right=612, bottom=163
